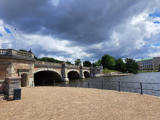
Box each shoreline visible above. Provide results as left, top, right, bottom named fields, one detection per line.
left=95, top=72, right=132, bottom=77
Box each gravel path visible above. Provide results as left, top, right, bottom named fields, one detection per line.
left=0, top=87, right=160, bottom=120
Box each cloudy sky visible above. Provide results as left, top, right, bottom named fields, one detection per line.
left=0, top=0, right=160, bottom=62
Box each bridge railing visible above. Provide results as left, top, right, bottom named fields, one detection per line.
left=35, top=61, right=90, bottom=69
left=66, top=64, right=80, bottom=69
left=35, top=61, right=62, bottom=68
left=0, top=49, right=34, bottom=59
left=82, top=66, right=90, bottom=70
left=0, top=49, right=12, bottom=56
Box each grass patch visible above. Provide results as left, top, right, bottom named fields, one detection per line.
left=103, top=69, right=119, bottom=74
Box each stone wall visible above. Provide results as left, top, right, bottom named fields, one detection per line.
left=0, top=62, right=9, bottom=80
left=3, top=77, right=21, bottom=100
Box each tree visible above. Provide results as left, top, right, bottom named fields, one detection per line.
left=101, top=54, right=116, bottom=69
left=95, top=60, right=102, bottom=66
left=115, top=58, right=126, bottom=73
left=38, top=57, right=63, bottom=63
left=125, top=58, right=139, bottom=74
left=19, top=49, right=28, bottom=52
left=66, top=61, right=72, bottom=65
left=34, top=56, right=38, bottom=60
left=83, top=61, right=91, bottom=67
left=75, top=59, right=81, bottom=66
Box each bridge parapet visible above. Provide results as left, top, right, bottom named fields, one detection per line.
left=82, top=67, right=90, bottom=70
left=0, top=49, right=34, bottom=60
left=35, top=61, right=62, bottom=68
left=66, top=64, right=80, bottom=69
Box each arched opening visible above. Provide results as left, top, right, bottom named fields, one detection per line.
left=84, top=71, right=90, bottom=78
left=21, top=73, right=28, bottom=87
left=68, top=71, right=80, bottom=80
left=34, top=71, right=62, bottom=86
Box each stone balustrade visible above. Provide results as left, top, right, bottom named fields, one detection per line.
left=35, top=61, right=83, bottom=69
left=35, top=61, right=62, bottom=68
left=0, top=49, right=34, bottom=59
left=82, top=66, right=90, bottom=70
left=66, top=64, right=80, bottom=69
left=0, top=49, right=12, bottom=56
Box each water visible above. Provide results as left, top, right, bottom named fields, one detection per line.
left=55, top=72, right=160, bottom=96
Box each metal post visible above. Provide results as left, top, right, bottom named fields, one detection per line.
left=118, top=81, right=121, bottom=92
left=140, top=82, right=143, bottom=95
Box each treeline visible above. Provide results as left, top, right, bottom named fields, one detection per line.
left=75, top=55, right=138, bottom=74
left=37, top=57, right=64, bottom=64
left=95, top=54, right=139, bottom=74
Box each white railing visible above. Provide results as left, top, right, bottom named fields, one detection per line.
left=0, top=49, right=12, bottom=55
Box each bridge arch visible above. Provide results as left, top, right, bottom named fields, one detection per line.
left=83, top=71, right=90, bottom=78
left=34, top=70, right=62, bottom=86
left=67, top=70, right=80, bottom=80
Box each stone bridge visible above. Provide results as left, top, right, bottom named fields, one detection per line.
left=0, top=49, right=103, bottom=88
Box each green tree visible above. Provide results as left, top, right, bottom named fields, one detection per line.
left=95, top=60, right=102, bottom=66
left=101, top=54, right=116, bottom=69
left=75, top=59, right=81, bottom=66
left=125, top=58, right=139, bottom=74
left=66, top=61, right=72, bottom=65
left=38, top=57, right=63, bottom=63
left=115, top=58, right=126, bottom=73
left=19, top=49, right=28, bottom=52
left=83, top=61, right=91, bottom=67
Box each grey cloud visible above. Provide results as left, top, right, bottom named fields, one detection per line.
left=0, top=0, right=145, bottom=44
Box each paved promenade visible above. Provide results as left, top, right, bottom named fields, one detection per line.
left=0, top=87, right=160, bottom=120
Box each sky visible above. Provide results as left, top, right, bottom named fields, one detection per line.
left=0, top=0, right=160, bottom=62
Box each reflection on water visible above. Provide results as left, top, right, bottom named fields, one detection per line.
left=55, top=72, right=160, bottom=96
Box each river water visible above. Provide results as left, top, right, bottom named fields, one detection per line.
left=55, top=72, right=160, bottom=96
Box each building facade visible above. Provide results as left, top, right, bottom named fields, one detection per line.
left=137, top=57, right=160, bottom=71
left=152, top=57, right=160, bottom=71
left=137, top=58, right=153, bottom=71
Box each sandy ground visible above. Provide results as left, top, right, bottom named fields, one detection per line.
left=0, top=87, right=160, bottom=120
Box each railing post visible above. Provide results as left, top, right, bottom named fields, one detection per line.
left=140, top=82, right=143, bottom=95
left=118, top=81, right=121, bottom=92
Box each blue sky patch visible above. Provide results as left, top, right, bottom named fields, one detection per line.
left=149, top=10, right=160, bottom=18
left=153, top=43, right=160, bottom=46
left=0, top=33, right=3, bottom=37
left=154, top=21, right=160, bottom=24
left=4, top=27, right=11, bottom=33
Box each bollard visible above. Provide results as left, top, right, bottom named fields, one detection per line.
left=14, top=88, right=21, bottom=100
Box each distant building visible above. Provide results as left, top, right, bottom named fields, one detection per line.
left=153, top=57, right=160, bottom=71
left=137, top=57, right=160, bottom=71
